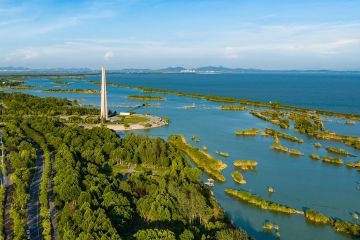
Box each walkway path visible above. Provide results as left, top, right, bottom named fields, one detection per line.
left=123, top=164, right=136, bottom=181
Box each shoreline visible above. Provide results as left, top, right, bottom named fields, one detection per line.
left=80, top=116, right=168, bottom=131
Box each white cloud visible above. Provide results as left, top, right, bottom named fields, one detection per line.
left=22, top=49, right=39, bottom=60
left=104, top=51, right=114, bottom=61
left=224, top=47, right=240, bottom=59
left=3, top=48, right=40, bottom=62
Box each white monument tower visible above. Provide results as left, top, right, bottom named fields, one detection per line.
left=100, top=65, right=108, bottom=120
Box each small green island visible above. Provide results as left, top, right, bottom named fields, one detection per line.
left=233, top=160, right=258, bottom=171
left=52, top=80, right=72, bottom=85
left=224, top=189, right=303, bottom=215
left=345, top=120, right=356, bottom=125
left=272, top=136, right=304, bottom=156
left=346, top=160, right=360, bottom=169
left=215, top=151, right=230, bottom=158
left=309, top=154, right=321, bottom=160
left=305, top=209, right=360, bottom=237
left=262, top=221, right=280, bottom=231
left=322, top=156, right=344, bottom=165
left=127, top=95, right=166, bottom=101
left=235, top=128, right=261, bottom=136
left=325, top=146, right=356, bottom=156
left=263, top=221, right=281, bottom=239
left=314, top=142, right=322, bottom=148
left=313, top=132, right=360, bottom=150
left=43, top=88, right=100, bottom=94
left=232, top=171, right=247, bottom=184
left=191, top=135, right=200, bottom=142
left=250, top=110, right=290, bottom=129
left=265, top=128, right=304, bottom=143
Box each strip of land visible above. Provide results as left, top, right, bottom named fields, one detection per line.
left=43, top=89, right=100, bottom=94
left=225, top=188, right=303, bottom=215
left=168, top=135, right=227, bottom=182
left=127, top=95, right=166, bottom=101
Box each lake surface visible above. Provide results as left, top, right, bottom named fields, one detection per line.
left=86, top=72, right=360, bottom=114
left=23, top=73, right=360, bottom=240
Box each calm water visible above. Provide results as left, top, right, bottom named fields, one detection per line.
left=87, top=72, right=360, bottom=114
left=23, top=74, right=360, bottom=240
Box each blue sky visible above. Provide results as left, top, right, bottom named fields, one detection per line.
left=0, top=0, right=360, bottom=70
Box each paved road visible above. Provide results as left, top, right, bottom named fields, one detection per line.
left=26, top=143, right=43, bottom=240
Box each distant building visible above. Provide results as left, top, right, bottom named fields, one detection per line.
left=119, top=112, right=131, bottom=116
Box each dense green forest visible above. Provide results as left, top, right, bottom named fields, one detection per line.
left=0, top=92, right=250, bottom=239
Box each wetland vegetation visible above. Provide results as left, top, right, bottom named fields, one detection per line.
left=168, top=135, right=227, bottom=182
left=265, top=128, right=303, bottom=143
left=272, top=136, right=304, bottom=156
left=305, top=209, right=360, bottom=237
left=313, top=132, right=360, bottom=150
left=231, top=171, right=246, bottom=184
left=52, top=81, right=72, bottom=85
left=42, top=88, right=100, bottom=94
left=220, top=105, right=247, bottom=111
left=233, top=160, right=257, bottom=170
left=325, top=146, right=356, bottom=156
left=345, top=120, right=356, bottom=125
left=250, top=110, right=290, bottom=129
left=290, top=112, right=324, bottom=135
left=224, top=189, right=302, bottom=215
left=309, top=154, right=321, bottom=160
left=215, top=151, right=230, bottom=158
left=314, top=142, right=322, bottom=148
left=235, top=128, right=260, bottom=136
left=346, top=160, right=360, bottom=169
left=127, top=95, right=166, bottom=101
left=191, top=135, right=200, bottom=142
left=322, top=156, right=344, bottom=165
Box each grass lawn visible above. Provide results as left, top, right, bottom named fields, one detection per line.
left=122, top=115, right=148, bottom=124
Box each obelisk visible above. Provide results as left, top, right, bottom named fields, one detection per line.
left=100, top=65, right=108, bottom=120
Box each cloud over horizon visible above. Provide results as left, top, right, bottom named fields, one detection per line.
left=104, top=51, right=114, bottom=61
left=0, top=0, right=359, bottom=70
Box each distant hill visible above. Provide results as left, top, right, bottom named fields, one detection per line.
left=160, top=67, right=186, bottom=72
left=0, top=66, right=359, bottom=74
left=193, top=66, right=263, bottom=73
left=0, top=67, right=32, bottom=71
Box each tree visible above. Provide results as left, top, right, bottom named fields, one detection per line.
left=134, top=229, right=176, bottom=240
left=180, top=229, right=195, bottom=240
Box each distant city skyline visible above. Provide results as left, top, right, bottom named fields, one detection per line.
left=1, top=0, right=360, bottom=70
